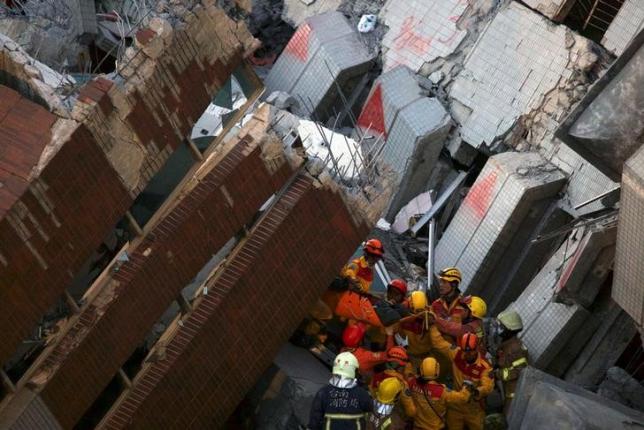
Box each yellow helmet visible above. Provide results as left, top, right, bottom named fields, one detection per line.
left=467, top=296, right=487, bottom=319
left=420, top=357, right=440, bottom=380
left=438, top=267, right=462, bottom=285
left=410, top=291, right=427, bottom=313
left=376, top=377, right=404, bottom=404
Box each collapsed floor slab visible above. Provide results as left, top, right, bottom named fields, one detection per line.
left=601, top=0, right=644, bottom=56
left=434, top=152, right=566, bottom=312
left=265, top=11, right=374, bottom=120
left=449, top=1, right=598, bottom=150
left=355, top=66, right=452, bottom=220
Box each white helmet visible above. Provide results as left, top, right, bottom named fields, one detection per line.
left=333, top=352, right=359, bottom=379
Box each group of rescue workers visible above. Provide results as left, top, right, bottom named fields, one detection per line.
left=307, top=239, right=529, bottom=430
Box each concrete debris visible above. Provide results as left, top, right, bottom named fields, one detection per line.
left=265, top=11, right=375, bottom=121
left=601, top=0, right=644, bottom=56
left=356, top=66, right=452, bottom=220
left=508, top=367, right=644, bottom=429
left=450, top=2, right=599, bottom=150
left=266, top=90, right=298, bottom=110
left=281, top=0, right=342, bottom=27
left=391, top=191, right=432, bottom=235
left=522, top=0, right=572, bottom=22
left=435, top=152, right=566, bottom=302
left=597, top=367, right=644, bottom=413
left=554, top=216, right=618, bottom=308
left=557, top=34, right=644, bottom=182
left=357, top=14, right=376, bottom=33
left=613, top=144, right=644, bottom=327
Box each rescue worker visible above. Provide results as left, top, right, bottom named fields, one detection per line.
left=371, top=346, right=410, bottom=392
left=341, top=322, right=394, bottom=377
left=341, top=238, right=385, bottom=294
left=373, top=279, right=411, bottom=327
left=367, top=377, right=416, bottom=430
left=399, top=291, right=433, bottom=375
left=431, top=267, right=469, bottom=325
left=309, top=351, right=373, bottom=430
left=407, top=357, right=472, bottom=429
left=489, top=310, right=528, bottom=413
left=433, top=296, right=487, bottom=353
left=430, top=327, right=494, bottom=430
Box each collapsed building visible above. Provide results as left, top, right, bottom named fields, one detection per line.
left=0, top=0, right=643, bottom=428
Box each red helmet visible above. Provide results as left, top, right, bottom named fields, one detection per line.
left=386, top=346, right=409, bottom=365
left=387, top=279, right=407, bottom=295
left=458, top=332, right=479, bottom=352
left=342, top=323, right=367, bottom=348
left=364, top=238, right=384, bottom=257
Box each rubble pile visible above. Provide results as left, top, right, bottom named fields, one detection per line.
left=1, top=0, right=644, bottom=428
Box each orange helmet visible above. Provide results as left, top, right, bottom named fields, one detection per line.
left=364, top=238, right=384, bottom=257
left=386, top=346, right=409, bottom=366
left=342, top=323, right=366, bottom=348
left=458, top=332, right=479, bottom=352
left=387, top=279, right=407, bottom=295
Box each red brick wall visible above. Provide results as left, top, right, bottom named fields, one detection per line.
left=32, top=137, right=292, bottom=429
left=100, top=174, right=369, bottom=429
left=0, top=17, right=252, bottom=368
left=0, top=122, right=132, bottom=364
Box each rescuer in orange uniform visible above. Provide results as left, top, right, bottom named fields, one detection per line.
left=433, top=296, right=487, bottom=354
left=407, top=357, right=472, bottom=429
left=341, top=238, right=385, bottom=294
left=341, top=322, right=394, bottom=376
left=371, top=346, right=410, bottom=393
left=430, top=327, right=494, bottom=430
left=431, top=267, right=469, bottom=326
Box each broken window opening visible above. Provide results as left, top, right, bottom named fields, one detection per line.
left=74, top=372, right=125, bottom=430
left=564, top=0, right=626, bottom=43
left=2, top=292, right=75, bottom=387
left=190, top=64, right=263, bottom=152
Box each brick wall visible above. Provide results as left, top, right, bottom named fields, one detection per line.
left=99, top=173, right=369, bottom=429
left=23, top=136, right=292, bottom=429
left=0, top=5, right=255, bottom=368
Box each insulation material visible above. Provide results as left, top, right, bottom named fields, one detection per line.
left=265, top=11, right=374, bottom=120
left=435, top=152, right=566, bottom=294
left=356, top=66, right=452, bottom=219
left=613, top=145, right=644, bottom=326
left=602, top=0, right=644, bottom=56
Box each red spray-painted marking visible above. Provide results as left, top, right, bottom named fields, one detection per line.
left=357, top=84, right=387, bottom=138
left=463, top=169, right=499, bottom=220
left=394, top=16, right=432, bottom=55
left=284, top=24, right=311, bottom=62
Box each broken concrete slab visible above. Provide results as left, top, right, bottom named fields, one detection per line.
left=613, top=144, right=644, bottom=327
left=379, top=0, right=468, bottom=73
left=557, top=32, right=644, bottom=181
left=281, top=0, right=343, bottom=27
left=554, top=216, right=617, bottom=308
left=265, top=11, right=375, bottom=121
left=508, top=367, right=644, bottom=429
left=601, top=0, right=644, bottom=56
left=565, top=303, right=637, bottom=389
left=435, top=152, right=566, bottom=301
left=598, top=367, right=644, bottom=413
left=450, top=2, right=599, bottom=150
left=356, top=66, right=452, bottom=220
left=522, top=0, right=575, bottom=22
